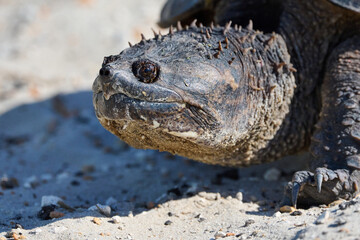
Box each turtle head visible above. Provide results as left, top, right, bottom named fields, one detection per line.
left=92, top=25, right=295, bottom=164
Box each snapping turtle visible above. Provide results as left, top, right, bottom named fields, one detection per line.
left=92, top=0, right=360, bottom=207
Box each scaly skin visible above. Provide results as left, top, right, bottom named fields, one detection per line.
left=93, top=0, right=360, bottom=207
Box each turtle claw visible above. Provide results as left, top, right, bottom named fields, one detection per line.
left=285, top=168, right=359, bottom=207
left=315, top=173, right=323, bottom=193
left=291, top=182, right=301, bottom=207
left=288, top=170, right=314, bottom=207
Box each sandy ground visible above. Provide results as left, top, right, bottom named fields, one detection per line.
left=1, top=0, right=360, bottom=239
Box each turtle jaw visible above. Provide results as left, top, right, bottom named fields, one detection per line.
left=93, top=91, right=186, bottom=122
left=93, top=91, right=227, bottom=162
left=92, top=89, right=225, bottom=152
left=92, top=90, right=220, bottom=134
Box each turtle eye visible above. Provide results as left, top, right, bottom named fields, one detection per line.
left=132, top=59, right=160, bottom=83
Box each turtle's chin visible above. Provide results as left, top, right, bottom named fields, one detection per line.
left=93, top=90, right=208, bottom=139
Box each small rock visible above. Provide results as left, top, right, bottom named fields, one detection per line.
left=279, top=205, right=295, bottom=213
left=14, top=224, right=23, bottom=229
left=49, top=211, right=65, bottom=219
left=100, top=232, right=111, bottom=237
left=235, top=192, right=243, bottom=201
left=92, top=217, right=102, bottom=225
left=41, top=195, right=62, bottom=207
left=112, top=216, right=122, bottom=224
left=338, top=228, right=350, bottom=233
left=198, top=192, right=220, bottom=201
left=146, top=201, right=155, bottom=209
left=315, top=211, right=330, bottom=225
left=198, top=217, right=206, bottom=222
left=214, top=231, right=226, bottom=239
left=226, top=233, right=236, bottom=237
left=294, top=222, right=307, bottom=227
left=350, top=198, right=359, bottom=205
left=88, top=204, right=111, bottom=217
left=339, top=202, right=349, bottom=210
left=244, top=219, right=255, bottom=227
left=37, top=205, right=57, bottom=220
left=263, top=167, right=281, bottom=181
left=0, top=176, right=19, bottom=189
left=226, top=196, right=232, bottom=200
left=334, top=218, right=347, bottom=226
left=12, top=232, right=26, bottom=240
left=273, top=211, right=282, bottom=217
left=164, top=220, right=172, bottom=225
left=290, top=210, right=302, bottom=216
left=5, top=231, right=15, bottom=238
left=34, top=228, right=42, bottom=234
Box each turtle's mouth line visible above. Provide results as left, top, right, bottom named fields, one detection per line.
left=93, top=91, right=187, bottom=121
left=94, top=91, right=218, bottom=126
left=100, top=90, right=181, bottom=104
left=100, top=91, right=211, bottom=115
left=97, top=91, right=186, bottom=108
left=101, top=89, right=183, bottom=104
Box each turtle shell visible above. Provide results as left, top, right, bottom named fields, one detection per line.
left=159, top=0, right=216, bottom=28
left=159, top=0, right=282, bottom=33
left=329, top=0, right=360, bottom=13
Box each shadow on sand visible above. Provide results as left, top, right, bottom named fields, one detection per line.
left=0, top=91, right=307, bottom=232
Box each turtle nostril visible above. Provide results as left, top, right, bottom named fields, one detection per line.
left=99, top=66, right=112, bottom=77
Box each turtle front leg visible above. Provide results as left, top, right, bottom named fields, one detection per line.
left=288, top=36, right=360, bottom=207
